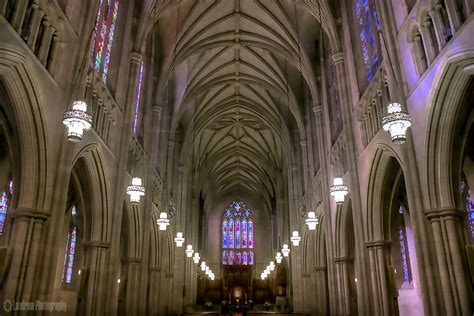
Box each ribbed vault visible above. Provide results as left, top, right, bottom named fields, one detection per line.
left=149, top=0, right=325, bottom=209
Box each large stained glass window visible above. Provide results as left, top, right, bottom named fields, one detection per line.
left=222, top=201, right=254, bottom=265
left=0, top=181, right=12, bottom=235
left=131, top=61, right=145, bottom=134
left=353, top=0, right=381, bottom=85
left=461, top=181, right=474, bottom=243
left=62, top=206, right=78, bottom=284
left=92, top=0, right=120, bottom=83
left=397, top=205, right=412, bottom=284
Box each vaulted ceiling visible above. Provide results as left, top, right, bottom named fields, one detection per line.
left=148, top=0, right=327, bottom=208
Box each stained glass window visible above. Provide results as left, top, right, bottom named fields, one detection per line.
left=132, top=61, right=145, bottom=134
left=92, top=0, right=120, bottom=83
left=62, top=206, right=78, bottom=284
left=0, top=181, right=12, bottom=235
left=353, top=0, right=381, bottom=85
left=222, top=201, right=254, bottom=265
left=397, top=205, right=412, bottom=284
left=461, top=182, right=474, bottom=243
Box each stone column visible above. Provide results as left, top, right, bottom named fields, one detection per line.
left=38, top=21, right=55, bottom=66
left=425, top=208, right=471, bottom=316
left=300, top=140, right=311, bottom=209
left=429, top=7, right=446, bottom=51
left=47, top=35, right=64, bottom=76
left=331, top=52, right=372, bottom=315
left=83, top=241, right=110, bottom=315
left=125, top=258, right=141, bottom=315
left=418, top=24, right=436, bottom=65
left=365, top=241, right=395, bottom=316
left=314, top=266, right=327, bottom=315
left=148, top=267, right=161, bottom=315
left=26, top=5, right=43, bottom=50
left=185, top=198, right=199, bottom=306
left=445, top=0, right=462, bottom=34
left=2, top=210, right=48, bottom=306
left=334, top=256, right=354, bottom=315
left=408, top=41, right=423, bottom=76
left=11, top=0, right=28, bottom=32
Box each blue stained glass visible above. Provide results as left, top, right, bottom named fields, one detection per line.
left=0, top=191, right=8, bottom=235
left=465, top=191, right=474, bottom=241
left=63, top=206, right=78, bottom=284
left=222, top=201, right=254, bottom=265
left=249, top=251, right=254, bottom=265
left=399, top=226, right=409, bottom=282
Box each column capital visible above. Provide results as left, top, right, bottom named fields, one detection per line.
left=300, top=140, right=307, bottom=147
left=424, top=207, right=464, bottom=221
left=127, top=257, right=142, bottom=263
left=312, top=104, right=323, bottom=114
left=149, top=266, right=161, bottom=272
left=130, top=52, right=143, bottom=64
left=334, top=256, right=354, bottom=263
left=11, top=208, right=49, bottom=222
left=84, top=240, right=111, bottom=249
left=152, top=105, right=162, bottom=115
left=365, top=240, right=390, bottom=249
left=332, top=52, right=345, bottom=65
left=314, top=266, right=327, bottom=271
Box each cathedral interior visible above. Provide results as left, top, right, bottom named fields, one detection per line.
left=0, top=0, right=473, bottom=315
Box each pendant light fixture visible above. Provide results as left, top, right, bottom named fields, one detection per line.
left=305, top=211, right=318, bottom=231
left=329, top=177, right=349, bottom=204
left=185, top=245, right=194, bottom=257
left=193, top=252, right=200, bottom=264
left=282, top=244, right=290, bottom=257
left=63, top=101, right=92, bottom=142
left=174, top=232, right=185, bottom=247
left=275, top=252, right=283, bottom=263
left=127, top=177, right=145, bottom=204
left=290, top=231, right=301, bottom=246
left=157, top=212, right=170, bottom=230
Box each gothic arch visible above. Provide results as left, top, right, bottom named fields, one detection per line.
left=71, top=145, right=110, bottom=242
left=0, top=45, right=48, bottom=211
left=425, top=49, right=474, bottom=210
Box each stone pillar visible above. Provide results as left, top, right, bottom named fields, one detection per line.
left=128, top=52, right=143, bottom=115
left=331, top=52, right=372, bottom=315
left=125, top=258, right=141, bottom=315
left=37, top=20, right=54, bottom=65
left=185, top=198, right=199, bottom=306
left=148, top=267, right=161, bottom=315
left=2, top=210, right=48, bottom=306
left=83, top=241, right=110, bottom=315
left=429, top=7, right=447, bottom=51
left=26, top=5, right=43, bottom=50
left=445, top=0, right=462, bottom=34
left=47, top=34, right=64, bottom=76
left=365, top=241, right=394, bottom=316
left=418, top=24, right=436, bottom=65
left=425, top=208, right=471, bottom=316
left=11, top=0, right=28, bottom=32
left=314, top=266, right=327, bottom=315
left=334, top=256, right=354, bottom=315
left=414, top=35, right=427, bottom=72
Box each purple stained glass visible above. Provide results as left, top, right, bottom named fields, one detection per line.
left=222, top=220, right=228, bottom=248
left=465, top=191, right=474, bottom=242
left=132, top=62, right=144, bottom=134
left=242, top=251, right=248, bottom=265
left=248, top=220, right=253, bottom=248
left=63, top=208, right=77, bottom=284
left=249, top=251, right=254, bottom=265
left=229, top=251, right=234, bottom=266
left=102, top=0, right=119, bottom=82
left=242, top=219, right=247, bottom=248
left=398, top=226, right=409, bottom=282
left=235, top=252, right=241, bottom=264
left=235, top=219, right=241, bottom=248
left=223, top=251, right=228, bottom=265
left=229, top=220, right=234, bottom=248
left=0, top=191, right=7, bottom=235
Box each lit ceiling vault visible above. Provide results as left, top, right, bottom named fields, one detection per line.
left=143, top=0, right=335, bottom=211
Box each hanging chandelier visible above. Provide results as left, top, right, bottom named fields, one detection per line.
left=330, top=177, right=349, bottom=204
left=290, top=231, right=301, bottom=246
left=193, top=252, right=200, bottom=264
left=282, top=244, right=290, bottom=257
left=62, top=100, right=92, bottom=142
left=174, top=232, right=185, bottom=247
left=275, top=252, right=283, bottom=263
left=382, top=102, right=412, bottom=144
left=305, top=211, right=318, bottom=231
left=126, top=177, right=145, bottom=204
left=156, top=212, right=170, bottom=231
left=185, top=245, right=194, bottom=257
left=269, top=261, right=275, bottom=271
left=200, top=261, right=206, bottom=271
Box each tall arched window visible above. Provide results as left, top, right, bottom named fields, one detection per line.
left=92, top=0, right=120, bottom=83
left=352, top=0, right=382, bottom=88
left=460, top=181, right=474, bottom=244
left=62, top=205, right=78, bottom=284
left=222, top=201, right=254, bottom=265
left=131, top=61, right=145, bottom=135
left=0, top=180, right=12, bottom=235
